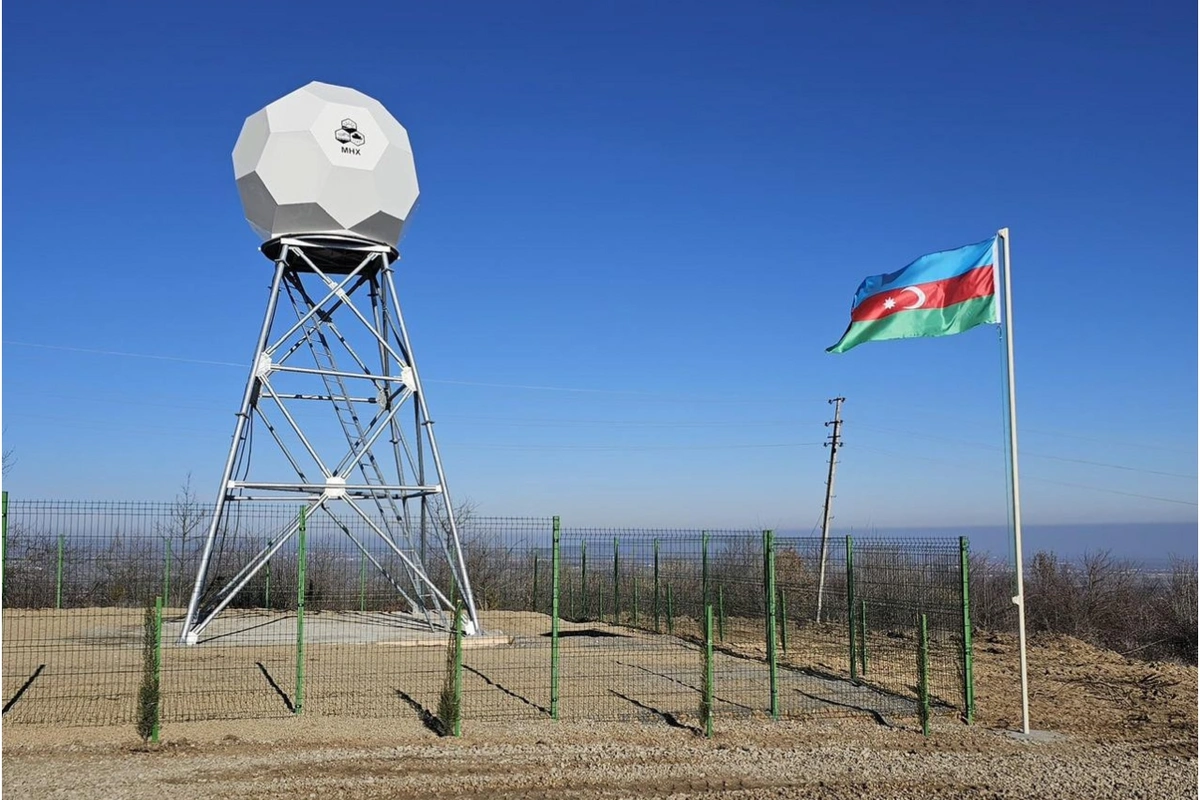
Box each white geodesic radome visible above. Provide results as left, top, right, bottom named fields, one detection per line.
left=232, top=81, right=420, bottom=248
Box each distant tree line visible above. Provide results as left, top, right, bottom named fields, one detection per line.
left=969, top=549, right=1197, bottom=663
left=2, top=494, right=1195, bottom=664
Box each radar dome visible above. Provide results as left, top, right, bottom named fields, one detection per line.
left=232, top=81, right=420, bottom=249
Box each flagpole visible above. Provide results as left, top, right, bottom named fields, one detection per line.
left=998, top=226, right=1031, bottom=734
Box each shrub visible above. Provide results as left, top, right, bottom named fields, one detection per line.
left=436, top=603, right=463, bottom=736
left=136, top=598, right=161, bottom=744
left=976, top=549, right=1198, bottom=664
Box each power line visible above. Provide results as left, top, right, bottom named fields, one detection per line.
left=446, top=442, right=823, bottom=452
left=3, top=413, right=223, bottom=438
left=7, top=339, right=1193, bottom=469
left=1, top=340, right=813, bottom=406
left=4, top=408, right=821, bottom=453
left=4, top=340, right=245, bottom=367
left=424, top=378, right=665, bottom=396
left=1023, top=452, right=1196, bottom=480
left=853, top=422, right=1196, bottom=479
left=441, top=416, right=811, bottom=428
left=853, top=444, right=1197, bottom=507
left=856, top=405, right=1193, bottom=455
left=5, top=394, right=227, bottom=414
left=0, top=393, right=815, bottom=427
left=1018, top=477, right=1198, bottom=508
left=3, top=380, right=819, bottom=429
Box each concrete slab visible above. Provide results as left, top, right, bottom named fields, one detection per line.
left=170, top=610, right=511, bottom=649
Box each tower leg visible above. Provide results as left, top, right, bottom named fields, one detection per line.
left=383, top=266, right=479, bottom=633
left=180, top=261, right=287, bottom=643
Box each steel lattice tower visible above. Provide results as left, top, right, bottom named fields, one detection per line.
left=180, top=82, right=478, bottom=643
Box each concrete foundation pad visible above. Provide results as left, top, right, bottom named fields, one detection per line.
left=171, top=610, right=511, bottom=648
left=375, top=633, right=512, bottom=648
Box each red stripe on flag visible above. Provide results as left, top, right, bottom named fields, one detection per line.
left=850, top=265, right=997, bottom=323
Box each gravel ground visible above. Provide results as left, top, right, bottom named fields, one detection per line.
left=2, top=716, right=1194, bottom=799
left=0, top=609, right=955, bottom=725
left=3, top=627, right=1196, bottom=798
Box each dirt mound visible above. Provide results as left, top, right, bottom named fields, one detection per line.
left=974, top=630, right=1197, bottom=746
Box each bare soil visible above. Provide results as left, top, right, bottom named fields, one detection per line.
left=2, top=610, right=1196, bottom=798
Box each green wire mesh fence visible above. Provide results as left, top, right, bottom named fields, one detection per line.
left=1, top=498, right=972, bottom=732
left=555, top=529, right=968, bottom=725
left=1, top=499, right=556, bottom=726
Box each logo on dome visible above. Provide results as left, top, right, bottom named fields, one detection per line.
left=334, top=119, right=365, bottom=155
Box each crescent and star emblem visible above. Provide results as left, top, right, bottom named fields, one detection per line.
left=900, top=286, right=927, bottom=309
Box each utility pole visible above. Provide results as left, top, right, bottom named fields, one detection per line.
left=815, top=396, right=845, bottom=623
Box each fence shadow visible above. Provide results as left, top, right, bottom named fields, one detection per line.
left=2, top=664, right=46, bottom=715
left=792, top=687, right=894, bottom=727
left=609, top=690, right=701, bottom=735
left=254, top=662, right=295, bottom=713
left=394, top=689, right=446, bottom=736
left=196, top=617, right=293, bottom=644
left=541, top=628, right=628, bottom=639
left=462, top=665, right=550, bottom=716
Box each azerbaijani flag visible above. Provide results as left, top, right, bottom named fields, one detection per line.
left=826, top=237, right=999, bottom=354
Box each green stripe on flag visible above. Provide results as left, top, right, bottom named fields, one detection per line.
left=828, top=295, right=998, bottom=354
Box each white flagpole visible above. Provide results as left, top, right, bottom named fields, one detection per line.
left=998, top=226, right=1031, bottom=734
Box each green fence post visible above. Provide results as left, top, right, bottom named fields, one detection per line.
left=532, top=551, right=540, bottom=613
left=959, top=536, right=975, bottom=724
left=778, top=587, right=788, bottom=654
left=359, top=549, right=367, bottom=612
left=153, top=595, right=164, bottom=743
left=703, top=602, right=715, bottom=739
left=453, top=603, right=464, bottom=737
left=2, top=490, right=8, bottom=602
left=859, top=599, right=869, bottom=675
left=764, top=530, right=779, bottom=720
left=56, top=532, right=66, bottom=610
left=580, top=540, right=587, bottom=620
left=295, top=507, right=307, bottom=715
left=550, top=516, right=561, bottom=720
left=666, top=583, right=674, bottom=635
left=718, top=584, right=726, bottom=642
left=612, top=537, right=620, bottom=624
left=701, top=530, right=710, bottom=607
left=846, top=535, right=857, bottom=682
left=653, top=538, right=661, bottom=632
left=918, top=612, right=930, bottom=737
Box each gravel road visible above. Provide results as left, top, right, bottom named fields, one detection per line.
left=4, top=713, right=1195, bottom=799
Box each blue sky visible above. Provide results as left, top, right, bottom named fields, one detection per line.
left=2, top=1, right=1195, bottom=551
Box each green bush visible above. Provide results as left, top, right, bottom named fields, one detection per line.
left=136, top=598, right=160, bottom=743
left=436, top=603, right=463, bottom=736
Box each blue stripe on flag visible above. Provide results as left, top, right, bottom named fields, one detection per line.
left=851, top=237, right=997, bottom=310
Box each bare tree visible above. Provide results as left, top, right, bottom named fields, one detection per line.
left=172, top=474, right=204, bottom=561
left=156, top=474, right=206, bottom=605
left=1162, top=556, right=1198, bottom=661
